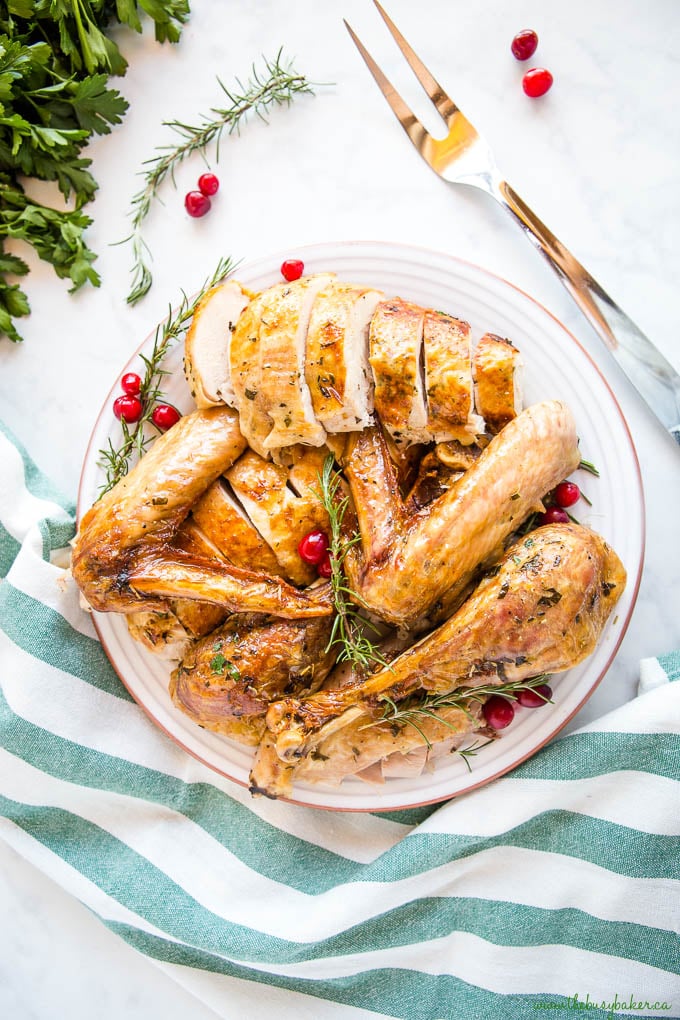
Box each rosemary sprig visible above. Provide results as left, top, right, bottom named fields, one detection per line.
left=123, top=50, right=315, bottom=305
left=316, top=456, right=390, bottom=675
left=367, top=674, right=554, bottom=748
left=456, top=737, right=496, bottom=773
left=97, top=255, right=238, bottom=496
left=578, top=458, right=600, bottom=477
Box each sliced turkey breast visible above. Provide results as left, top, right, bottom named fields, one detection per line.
left=225, top=448, right=330, bottom=586
left=284, top=444, right=331, bottom=501
left=190, top=477, right=282, bottom=577
left=305, top=282, right=384, bottom=433
left=183, top=279, right=251, bottom=407
left=423, top=310, right=484, bottom=444
left=251, top=701, right=481, bottom=797
left=473, top=332, right=524, bottom=433
left=229, top=298, right=271, bottom=457
left=258, top=274, right=335, bottom=453
left=369, top=297, right=429, bottom=446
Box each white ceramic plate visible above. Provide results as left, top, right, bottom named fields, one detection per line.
left=78, top=241, right=644, bottom=811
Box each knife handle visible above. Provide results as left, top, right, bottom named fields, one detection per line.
left=487, top=176, right=680, bottom=445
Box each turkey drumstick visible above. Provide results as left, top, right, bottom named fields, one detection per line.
left=263, top=522, right=626, bottom=766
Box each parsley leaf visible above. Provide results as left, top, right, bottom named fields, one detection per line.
left=210, top=653, right=242, bottom=680
left=0, top=2, right=190, bottom=342
left=67, top=74, right=129, bottom=135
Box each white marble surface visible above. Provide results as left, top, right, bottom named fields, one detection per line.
left=1, top=0, right=679, bottom=1016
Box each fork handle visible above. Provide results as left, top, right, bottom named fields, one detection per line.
left=491, top=177, right=680, bottom=445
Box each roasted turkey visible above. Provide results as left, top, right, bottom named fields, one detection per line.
left=72, top=406, right=332, bottom=620
left=170, top=613, right=335, bottom=745
left=73, top=272, right=628, bottom=798
left=256, top=521, right=625, bottom=793
left=341, top=399, right=580, bottom=629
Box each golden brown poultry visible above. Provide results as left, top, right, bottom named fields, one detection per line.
left=342, top=399, right=581, bottom=629
left=252, top=521, right=625, bottom=792
left=72, top=406, right=332, bottom=620
left=170, top=613, right=335, bottom=745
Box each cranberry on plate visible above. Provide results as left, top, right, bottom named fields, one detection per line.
left=113, top=394, right=143, bottom=423
left=553, top=481, right=580, bottom=508
left=482, top=695, right=515, bottom=730
left=539, top=506, right=570, bottom=526
left=517, top=684, right=553, bottom=708
left=121, top=372, right=142, bottom=395
left=151, top=404, right=181, bottom=431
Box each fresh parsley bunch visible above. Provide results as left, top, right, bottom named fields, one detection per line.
left=0, top=0, right=190, bottom=342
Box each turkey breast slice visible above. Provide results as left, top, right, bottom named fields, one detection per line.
left=369, top=297, right=428, bottom=446
left=229, top=296, right=271, bottom=457
left=184, top=279, right=251, bottom=407
left=305, top=282, right=384, bottom=433
left=190, top=477, right=283, bottom=577
left=423, top=310, right=484, bottom=444
left=225, top=448, right=330, bottom=587
left=259, top=274, right=336, bottom=453
left=473, top=332, right=524, bottom=433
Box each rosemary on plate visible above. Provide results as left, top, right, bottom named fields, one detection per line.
left=316, top=456, right=390, bottom=675
left=367, top=674, right=554, bottom=749
left=578, top=458, right=600, bottom=477
left=123, top=50, right=315, bottom=305
left=456, top=737, right=496, bottom=773
left=97, top=255, right=237, bottom=496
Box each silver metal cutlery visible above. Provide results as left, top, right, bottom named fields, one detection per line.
left=345, top=1, right=680, bottom=446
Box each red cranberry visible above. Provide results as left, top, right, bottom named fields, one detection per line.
left=151, top=404, right=181, bottom=430
left=511, top=29, right=539, bottom=61
left=281, top=259, right=304, bottom=282
left=113, top=394, right=143, bottom=423
left=317, top=552, right=333, bottom=579
left=522, top=68, right=553, bottom=98
left=482, top=695, right=515, bottom=730
left=197, top=172, right=219, bottom=196
left=298, top=528, right=329, bottom=565
left=185, top=191, right=211, bottom=217
left=553, top=481, right=580, bottom=508
left=121, top=372, right=142, bottom=395
left=539, top=506, right=570, bottom=525
left=517, top=684, right=553, bottom=708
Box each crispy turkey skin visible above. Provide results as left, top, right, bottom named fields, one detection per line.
left=77, top=270, right=629, bottom=801
left=170, top=613, right=335, bottom=745
left=262, top=523, right=626, bottom=772
left=342, top=399, right=581, bottom=629
left=72, top=407, right=332, bottom=620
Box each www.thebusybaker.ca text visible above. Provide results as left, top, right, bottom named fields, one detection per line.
left=532, top=992, right=673, bottom=1015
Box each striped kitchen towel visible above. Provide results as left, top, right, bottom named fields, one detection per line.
left=1, top=418, right=678, bottom=1020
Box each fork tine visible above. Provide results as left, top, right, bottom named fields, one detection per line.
left=371, top=0, right=458, bottom=124
left=343, top=19, right=428, bottom=151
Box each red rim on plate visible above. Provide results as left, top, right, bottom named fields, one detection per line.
left=78, top=241, right=645, bottom=812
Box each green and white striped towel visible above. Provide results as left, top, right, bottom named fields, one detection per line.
left=1, top=418, right=678, bottom=1020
